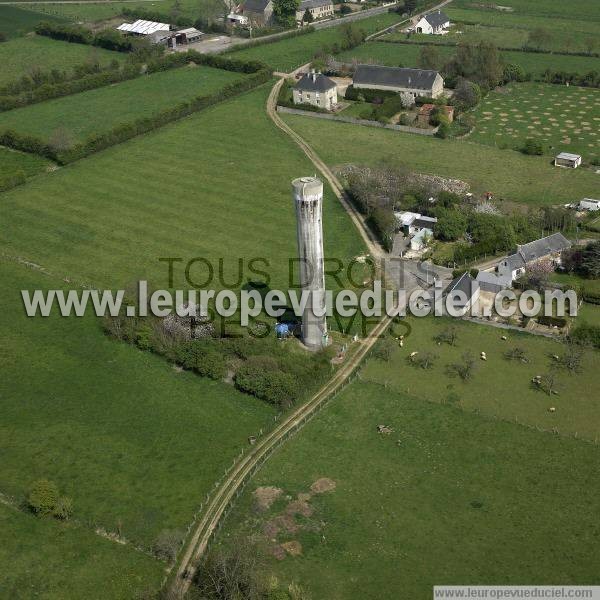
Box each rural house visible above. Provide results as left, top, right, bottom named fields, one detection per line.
left=497, top=232, right=572, bottom=282
left=293, top=71, right=338, bottom=110
left=554, top=152, right=582, bottom=169
left=394, top=211, right=437, bottom=252
left=444, top=272, right=480, bottom=316
left=353, top=65, right=444, bottom=99
left=241, top=0, right=274, bottom=26
left=296, top=0, right=334, bottom=22
left=414, top=10, right=450, bottom=35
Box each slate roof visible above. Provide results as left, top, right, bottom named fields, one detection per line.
left=506, top=232, right=572, bottom=270
left=445, top=272, right=479, bottom=305
left=294, top=72, right=337, bottom=92
left=476, top=270, right=511, bottom=292
left=243, top=0, right=271, bottom=13
left=299, top=0, right=332, bottom=9
left=424, top=10, right=449, bottom=28
left=354, top=65, right=440, bottom=91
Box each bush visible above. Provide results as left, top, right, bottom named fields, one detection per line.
left=0, top=169, right=26, bottom=192
left=344, top=85, right=397, bottom=103
left=569, top=322, right=600, bottom=349
left=153, top=529, right=184, bottom=562
left=522, top=138, right=543, bottom=155
left=435, top=115, right=451, bottom=138
left=176, top=341, right=226, bottom=380
left=53, top=496, right=74, bottom=520
left=27, top=479, right=59, bottom=515
left=235, top=356, right=299, bottom=407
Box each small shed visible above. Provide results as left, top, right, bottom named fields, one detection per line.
left=554, top=152, right=582, bottom=169
left=117, top=19, right=171, bottom=36
left=174, top=27, right=204, bottom=44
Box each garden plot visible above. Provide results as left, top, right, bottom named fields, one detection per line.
left=470, top=82, right=600, bottom=158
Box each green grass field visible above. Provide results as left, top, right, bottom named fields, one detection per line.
left=0, top=503, right=164, bottom=599
left=0, top=35, right=126, bottom=87
left=214, top=376, right=600, bottom=599
left=11, top=0, right=219, bottom=23
left=0, top=258, right=277, bottom=550
left=0, top=146, right=52, bottom=179
left=469, top=83, right=600, bottom=158
left=337, top=41, right=600, bottom=77
left=363, top=317, right=600, bottom=440
left=0, top=85, right=364, bottom=292
left=0, top=5, right=65, bottom=39
left=227, top=12, right=404, bottom=72
left=449, top=0, right=600, bottom=21
left=0, top=65, right=246, bottom=145
left=281, top=112, right=600, bottom=206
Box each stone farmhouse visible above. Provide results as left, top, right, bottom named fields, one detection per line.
left=296, top=0, right=334, bottom=23
left=353, top=65, right=444, bottom=99
left=293, top=71, right=338, bottom=110
left=414, top=10, right=450, bottom=35
left=241, top=0, right=273, bottom=26
left=476, top=232, right=572, bottom=292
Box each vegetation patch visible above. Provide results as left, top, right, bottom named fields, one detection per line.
left=0, top=34, right=126, bottom=87
left=214, top=377, right=600, bottom=598
left=470, top=82, right=600, bottom=158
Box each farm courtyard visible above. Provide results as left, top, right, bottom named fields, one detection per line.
left=470, top=83, right=600, bottom=157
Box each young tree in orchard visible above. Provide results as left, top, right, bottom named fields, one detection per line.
left=273, top=0, right=300, bottom=28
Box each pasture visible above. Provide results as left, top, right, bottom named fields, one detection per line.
left=363, top=316, right=600, bottom=440
left=0, top=146, right=52, bottom=179
left=470, top=83, right=600, bottom=158
left=0, top=35, right=126, bottom=87
left=448, top=0, right=600, bottom=21
left=227, top=12, right=404, bottom=73
left=0, top=257, right=277, bottom=550
left=337, top=41, right=600, bottom=77
left=281, top=112, right=600, bottom=206
left=0, top=5, right=64, bottom=39
left=214, top=377, right=600, bottom=598
left=0, top=85, right=365, bottom=295
left=0, top=65, right=246, bottom=145
left=0, top=503, right=163, bottom=599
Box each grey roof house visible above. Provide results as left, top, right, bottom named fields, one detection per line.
left=415, top=10, right=450, bottom=34
left=444, top=272, right=480, bottom=315
left=293, top=71, right=338, bottom=110
left=353, top=65, right=444, bottom=98
left=497, top=232, right=572, bottom=281
left=242, top=0, right=273, bottom=25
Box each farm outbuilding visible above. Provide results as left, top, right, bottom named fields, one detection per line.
left=444, top=272, right=480, bottom=316
left=117, top=19, right=172, bottom=36
left=173, top=28, right=204, bottom=44
left=554, top=152, right=582, bottom=169
left=353, top=65, right=444, bottom=99
left=578, top=199, right=600, bottom=211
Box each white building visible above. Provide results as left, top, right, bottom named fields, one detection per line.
left=293, top=71, right=338, bottom=111
left=394, top=211, right=437, bottom=252
left=578, top=198, right=600, bottom=211
left=296, top=0, right=334, bottom=23
left=117, top=19, right=171, bottom=36
left=554, top=152, right=582, bottom=168
left=414, top=10, right=450, bottom=35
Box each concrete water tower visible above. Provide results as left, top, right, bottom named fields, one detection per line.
left=291, top=176, right=327, bottom=350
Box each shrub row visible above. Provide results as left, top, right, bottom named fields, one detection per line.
left=0, top=64, right=141, bottom=112
left=0, top=65, right=271, bottom=164
left=344, top=84, right=397, bottom=102
left=379, top=36, right=600, bottom=58
left=35, top=21, right=139, bottom=52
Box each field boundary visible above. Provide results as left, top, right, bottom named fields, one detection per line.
left=276, top=105, right=438, bottom=136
